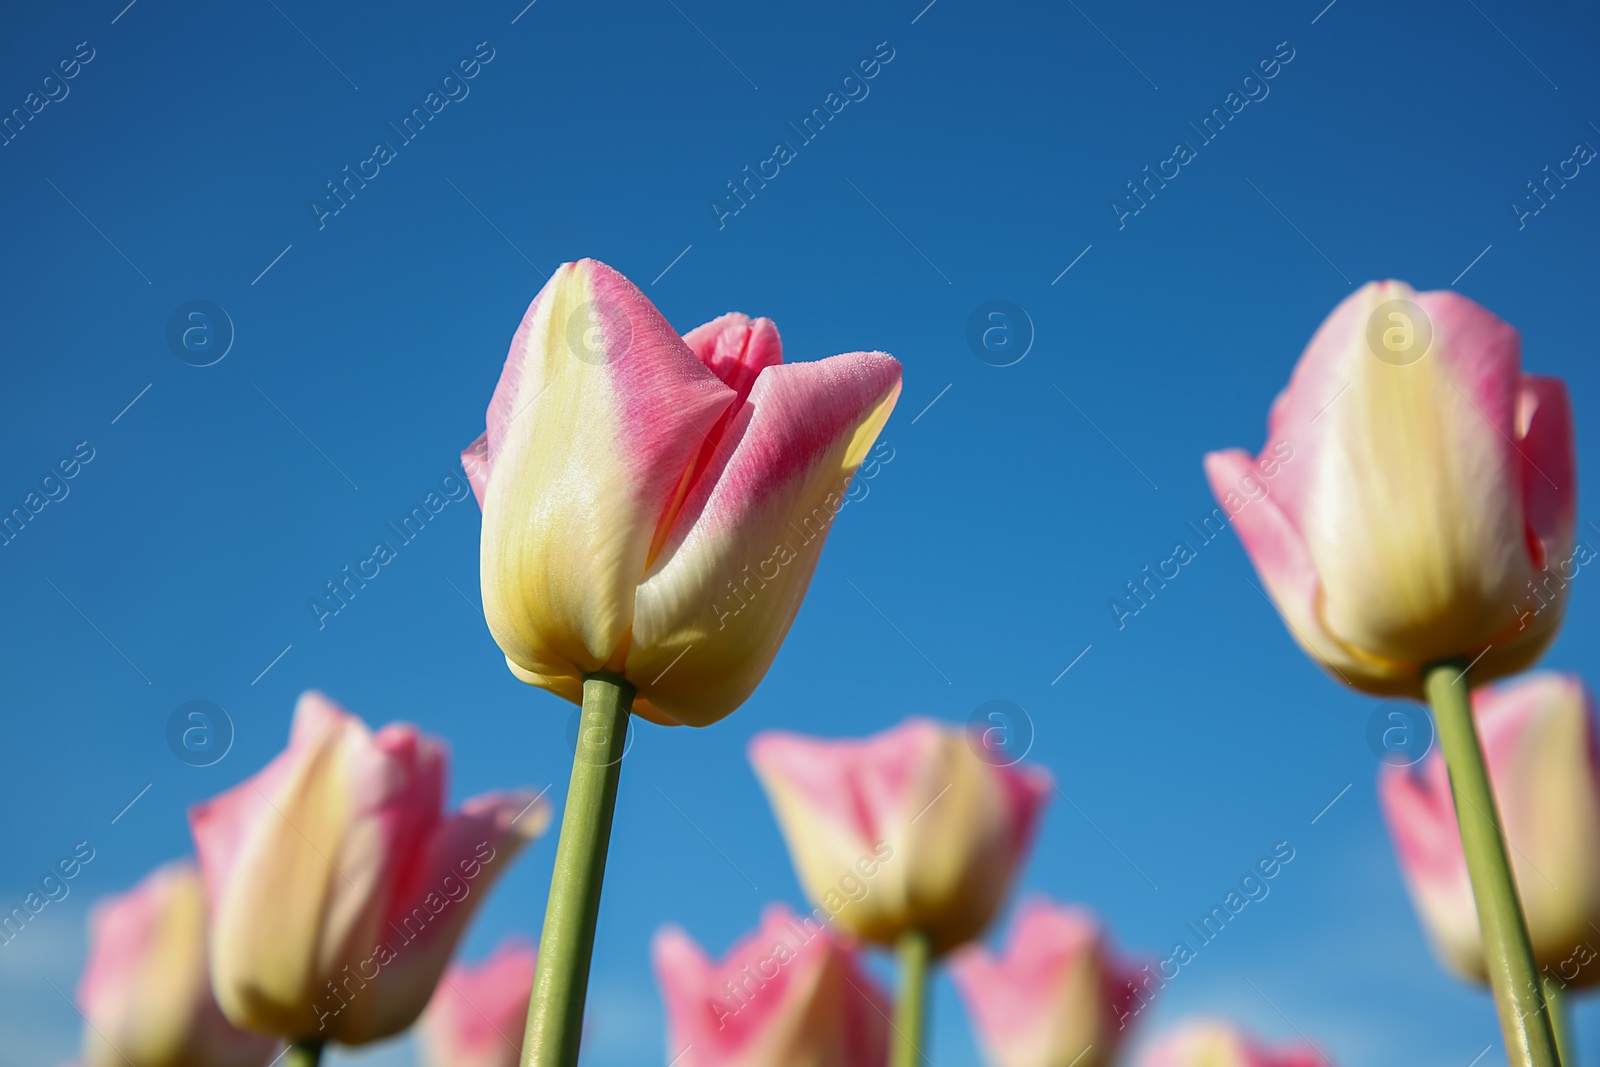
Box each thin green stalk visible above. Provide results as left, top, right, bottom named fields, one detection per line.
left=284, top=1041, right=323, bottom=1067
left=521, top=672, right=634, bottom=1067
left=1426, top=659, right=1561, bottom=1067
left=890, top=928, right=931, bottom=1067
left=1543, top=974, right=1573, bottom=1066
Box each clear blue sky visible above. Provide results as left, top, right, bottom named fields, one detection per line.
left=1, top=1, right=1596, bottom=1064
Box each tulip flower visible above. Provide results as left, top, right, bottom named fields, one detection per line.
left=751, top=718, right=1051, bottom=1067
left=652, top=904, right=890, bottom=1067
left=420, top=937, right=538, bottom=1067
left=461, top=258, right=902, bottom=727
left=76, top=861, right=278, bottom=1067
left=1203, top=280, right=1575, bottom=698
left=1207, top=281, right=1576, bottom=1067
left=1381, top=672, right=1600, bottom=1057
left=463, top=259, right=901, bottom=1067
left=188, top=691, right=549, bottom=1064
left=949, top=899, right=1142, bottom=1067
left=1136, top=1019, right=1326, bottom=1067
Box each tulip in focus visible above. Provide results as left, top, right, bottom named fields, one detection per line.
left=1381, top=671, right=1600, bottom=986
left=462, top=258, right=902, bottom=726
left=653, top=904, right=890, bottom=1067
left=950, top=898, right=1142, bottom=1067
left=76, top=861, right=278, bottom=1067
left=1205, top=280, right=1575, bottom=697
left=750, top=718, right=1052, bottom=956
left=188, top=691, right=550, bottom=1045
left=1137, top=1019, right=1327, bottom=1067
left=420, top=936, right=538, bottom=1067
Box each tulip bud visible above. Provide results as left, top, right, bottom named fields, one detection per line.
left=76, top=861, right=277, bottom=1067
left=1205, top=281, right=1576, bottom=697
left=750, top=718, right=1051, bottom=956
left=188, top=691, right=550, bottom=1045
left=1136, top=1019, right=1327, bottom=1067
left=463, top=259, right=902, bottom=727
left=950, top=899, right=1142, bottom=1067
left=652, top=904, right=889, bottom=1067
left=420, top=937, right=537, bottom=1067
left=1380, top=671, right=1600, bottom=986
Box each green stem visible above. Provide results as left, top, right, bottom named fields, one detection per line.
left=890, top=929, right=931, bottom=1067
left=1543, top=974, right=1574, bottom=1066
left=1426, top=660, right=1562, bottom=1067
left=521, top=673, right=634, bottom=1067
left=284, top=1041, right=323, bottom=1067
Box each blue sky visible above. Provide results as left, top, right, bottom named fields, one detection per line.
left=1, top=0, right=1597, bottom=1064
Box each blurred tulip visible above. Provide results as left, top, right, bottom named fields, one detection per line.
left=462, top=258, right=902, bottom=727
left=1137, top=1019, right=1326, bottom=1067
left=188, top=691, right=550, bottom=1045
left=76, top=860, right=277, bottom=1067
left=652, top=904, right=889, bottom=1067
left=750, top=718, right=1051, bottom=956
left=1381, top=671, right=1600, bottom=986
left=420, top=936, right=538, bottom=1067
left=1205, top=280, right=1575, bottom=697
left=949, top=899, right=1142, bottom=1067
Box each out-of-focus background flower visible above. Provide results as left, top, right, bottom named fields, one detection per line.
left=0, top=1, right=1594, bottom=1064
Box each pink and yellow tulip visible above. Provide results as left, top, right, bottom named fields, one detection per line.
left=462, top=258, right=902, bottom=727
left=1205, top=280, right=1575, bottom=696
left=652, top=904, right=890, bottom=1067
left=420, top=936, right=538, bottom=1067
left=949, top=899, right=1143, bottom=1067
left=188, top=691, right=549, bottom=1045
left=76, top=861, right=278, bottom=1067
left=750, top=717, right=1051, bottom=956
left=1381, top=671, right=1600, bottom=987
left=1137, top=1020, right=1327, bottom=1067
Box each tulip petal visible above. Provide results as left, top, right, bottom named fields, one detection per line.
left=683, top=313, right=784, bottom=404
left=949, top=899, right=1142, bottom=1067
left=193, top=700, right=393, bottom=1036
left=333, top=791, right=551, bottom=1044
left=79, top=862, right=278, bottom=1067
left=1381, top=673, right=1600, bottom=987
left=751, top=719, right=1048, bottom=955
left=1305, top=283, right=1533, bottom=667
left=479, top=259, right=738, bottom=686
left=192, top=694, right=446, bottom=1040
left=653, top=905, right=889, bottom=1067
left=1202, top=449, right=1410, bottom=694
left=627, top=351, right=901, bottom=725
left=461, top=432, right=490, bottom=508
left=1137, top=1019, right=1327, bottom=1067
left=421, top=937, right=538, bottom=1067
